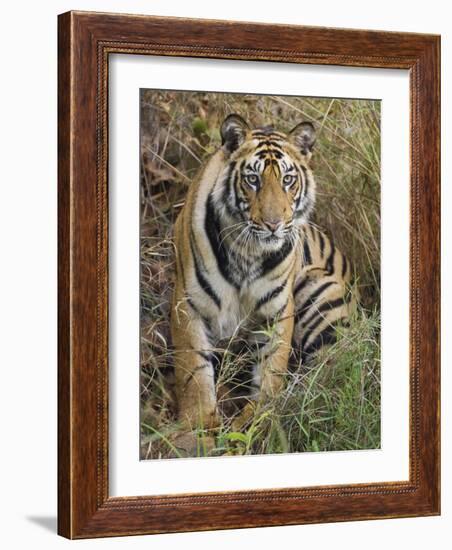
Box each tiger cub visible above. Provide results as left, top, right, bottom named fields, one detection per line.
left=171, top=114, right=356, bottom=433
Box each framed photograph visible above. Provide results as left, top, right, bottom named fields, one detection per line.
left=58, top=11, right=440, bottom=538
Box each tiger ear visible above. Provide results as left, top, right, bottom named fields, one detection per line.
left=289, top=121, right=316, bottom=158
left=221, top=114, right=250, bottom=155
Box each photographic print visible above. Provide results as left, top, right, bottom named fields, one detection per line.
left=58, top=13, right=440, bottom=536
left=140, top=90, right=381, bottom=460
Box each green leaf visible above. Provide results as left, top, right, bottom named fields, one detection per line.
left=192, top=117, right=208, bottom=137
left=223, top=432, right=249, bottom=444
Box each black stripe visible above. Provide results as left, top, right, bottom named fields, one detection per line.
left=186, top=298, right=213, bottom=339
left=196, top=350, right=213, bottom=363
left=190, top=241, right=222, bottom=308
left=234, top=160, right=248, bottom=210
left=190, top=227, right=206, bottom=271
left=234, top=171, right=244, bottom=211
left=260, top=238, right=294, bottom=277
left=222, top=161, right=240, bottom=218
left=325, top=241, right=336, bottom=275
left=294, top=177, right=305, bottom=206
left=341, top=254, right=348, bottom=278
left=302, top=325, right=338, bottom=362
left=205, top=192, right=239, bottom=289
left=318, top=295, right=349, bottom=312
left=221, top=160, right=237, bottom=204
left=318, top=231, right=325, bottom=258
left=303, top=236, right=312, bottom=265
left=309, top=225, right=316, bottom=243
left=300, top=296, right=348, bottom=330
left=294, top=192, right=312, bottom=221
left=301, top=314, right=328, bottom=349
left=239, top=159, right=247, bottom=197
left=293, top=189, right=302, bottom=210
left=255, top=148, right=283, bottom=159
left=294, top=281, right=336, bottom=324
left=256, top=140, right=283, bottom=149
left=273, top=298, right=289, bottom=320
left=255, top=339, right=269, bottom=350
left=294, top=166, right=309, bottom=217
left=294, top=276, right=309, bottom=297
left=294, top=203, right=309, bottom=219
left=299, top=165, right=309, bottom=192
left=255, top=279, right=288, bottom=311
left=252, top=131, right=281, bottom=138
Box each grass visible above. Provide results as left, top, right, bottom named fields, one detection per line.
left=139, top=90, right=381, bottom=460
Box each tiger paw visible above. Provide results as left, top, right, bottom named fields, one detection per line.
left=231, top=402, right=257, bottom=431
left=178, top=404, right=222, bottom=432
left=171, top=431, right=216, bottom=458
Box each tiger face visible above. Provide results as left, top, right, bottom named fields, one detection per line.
left=219, top=114, right=316, bottom=249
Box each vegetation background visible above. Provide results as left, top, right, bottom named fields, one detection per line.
left=140, top=90, right=381, bottom=459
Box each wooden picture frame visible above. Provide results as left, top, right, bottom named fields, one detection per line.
left=58, top=11, right=440, bottom=538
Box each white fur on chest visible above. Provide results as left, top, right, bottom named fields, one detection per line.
left=216, top=293, right=242, bottom=339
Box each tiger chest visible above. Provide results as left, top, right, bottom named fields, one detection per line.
left=215, top=278, right=292, bottom=341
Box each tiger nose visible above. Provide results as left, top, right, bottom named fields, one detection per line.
left=263, top=219, right=284, bottom=232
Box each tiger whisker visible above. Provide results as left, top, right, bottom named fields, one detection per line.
left=228, top=224, right=250, bottom=253
left=218, top=220, right=248, bottom=236
left=218, top=221, right=248, bottom=243
left=219, top=228, right=242, bottom=248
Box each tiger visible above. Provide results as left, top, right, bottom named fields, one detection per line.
left=170, top=113, right=356, bottom=448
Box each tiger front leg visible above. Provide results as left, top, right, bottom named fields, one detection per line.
left=256, top=299, right=294, bottom=400
left=235, top=299, right=294, bottom=429
left=171, top=301, right=220, bottom=433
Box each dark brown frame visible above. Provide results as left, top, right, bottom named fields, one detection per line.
left=58, top=10, right=440, bottom=539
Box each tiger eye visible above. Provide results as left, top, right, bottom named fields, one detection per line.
left=245, top=174, right=259, bottom=188
left=283, top=174, right=296, bottom=186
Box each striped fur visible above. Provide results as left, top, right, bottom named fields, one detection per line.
left=170, top=114, right=356, bottom=429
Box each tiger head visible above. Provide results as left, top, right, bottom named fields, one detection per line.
left=218, top=114, right=316, bottom=247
